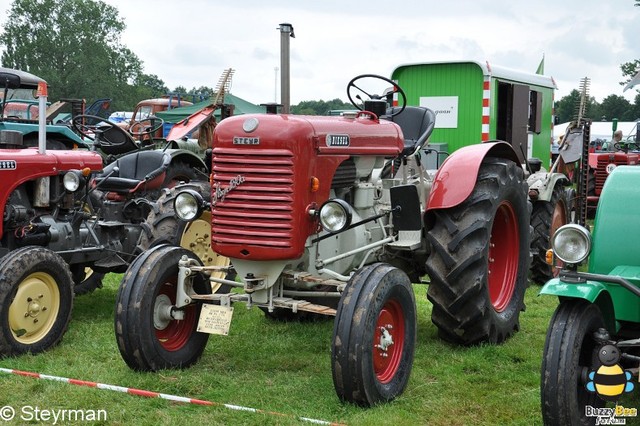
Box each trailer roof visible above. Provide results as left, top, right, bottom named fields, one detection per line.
left=392, top=60, right=557, bottom=90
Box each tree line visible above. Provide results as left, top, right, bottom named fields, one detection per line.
left=1, top=0, right=639, bottom=119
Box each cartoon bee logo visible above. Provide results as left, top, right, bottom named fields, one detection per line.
left=586, top=344, right=635, bottom=401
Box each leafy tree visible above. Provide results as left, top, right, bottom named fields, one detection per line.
left=291, top=98, right=354, bottom=115
left=599, top=94, right=632, bottom=121
left=0, top=0, right=144, bottom=111
left=553, top=89, right=601, bottom=123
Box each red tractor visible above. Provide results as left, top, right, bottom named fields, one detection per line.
left=587, top=134, right=639, bottom=216
left=0, top=67, right=210, bottom=357
left=115, top=75, right=531, bottom=406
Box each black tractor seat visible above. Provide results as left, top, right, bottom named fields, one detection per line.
left=384, top=106, right=436, bottom=157
left=93, top=150, right=171, bottom=194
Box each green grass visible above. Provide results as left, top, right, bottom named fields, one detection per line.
left=0, top=275, right=638, bottom=426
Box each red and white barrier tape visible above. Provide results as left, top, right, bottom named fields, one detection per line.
left=0, top=368, right=345, bottom=425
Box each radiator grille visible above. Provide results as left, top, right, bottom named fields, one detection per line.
left=211, top=148, right=295, bottom=249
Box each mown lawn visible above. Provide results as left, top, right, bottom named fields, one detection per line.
left=0, top=274, right=638, bottom=425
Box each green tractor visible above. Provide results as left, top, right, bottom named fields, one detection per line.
left=539, top=165, right=640, bottom=425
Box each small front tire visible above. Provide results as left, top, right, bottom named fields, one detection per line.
left=114, top=245, right=210, bottom=371
left=0, top=247, right=74, bottom=356
left=331, top=263, right=417, bottom=406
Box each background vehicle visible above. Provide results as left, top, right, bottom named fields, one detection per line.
left=0, top=69, right=207, bottom=357
left=115, top=74, right=532, bottom=406
left=0, top=66, right=90, bottom=150
left=539, top=166, right=640, bottom=424
left=390, top=60, right=571, bottom=283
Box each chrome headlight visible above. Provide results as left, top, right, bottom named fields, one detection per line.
left=551, top=224, right=592, bottom=265
left=319, top=199, right=352, bottom=233
left=63, top=171, right=83, bottom=192
left=174, top=190, right=205, bottom=222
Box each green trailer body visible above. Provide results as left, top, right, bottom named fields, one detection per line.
left=391, top=61, right=556, bottom=166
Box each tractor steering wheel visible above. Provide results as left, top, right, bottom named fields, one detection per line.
left=129, top=116, right=165, bottom=139
left=71, top=114, right=138, bottom=153
left=72, top=114, right=118, bottom=142
left=614, top=141, right=640, bottom=151
left=346, top=74, right=407, bottom=117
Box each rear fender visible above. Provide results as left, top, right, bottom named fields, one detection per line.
left=165, top=148, right=207, bottom=170
left=426, top=141, right=521, bottom=210
left=540, top=279, right=617, bottom=332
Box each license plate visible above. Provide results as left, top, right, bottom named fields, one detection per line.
left=197, top=304, right=234, bottom=335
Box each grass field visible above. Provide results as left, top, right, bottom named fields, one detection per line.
left=0, top=273, right=638, bottom=425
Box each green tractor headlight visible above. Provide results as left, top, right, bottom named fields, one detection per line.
left=551, top=224, right=592, bottom=265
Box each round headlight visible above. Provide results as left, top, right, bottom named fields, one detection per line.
left=319, top=199, right=352, bottom=233
left=63, top=171, right=82, bottom=192
left=551, top=224, right=592, bottom=265
left=174, top=190, right=204, bottom=221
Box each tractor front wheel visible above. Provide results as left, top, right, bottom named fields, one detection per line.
left=114, top=245, right=210, bottom=371
left=425, top=157, right=529, bottom=345
left=530, top=183, right=569, bottom=284
left=541, top=300, right=605, bottom=425
left=0, top=247, right=74, bottom=356
left=331, top=263, right=417, bottom=406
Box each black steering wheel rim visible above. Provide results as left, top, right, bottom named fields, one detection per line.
left=71, top=114, right=116, bottom=142
left=346, top=74, right=407, bottom=117
left=129, top=116, right=165, bottom=138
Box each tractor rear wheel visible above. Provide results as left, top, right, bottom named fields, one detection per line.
left=0, top=247, right=73, bottom=356
left=541, top=300, right=605, bottom=425
left=163, top=161, right=197, bottom=187
left=425, top=157, right=529, bottom=345
left=530, top=183, right=568, bottom=284
left=331, top=263, right=416, bottom=406
left=114, top=245, right=211, bottom=371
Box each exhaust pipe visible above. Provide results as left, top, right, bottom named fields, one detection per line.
left=278, top=23, right=294, bottom=114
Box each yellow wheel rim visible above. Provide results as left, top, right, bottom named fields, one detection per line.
left=180, top=211, right=230, bottom=291
left=8, top=272, right=61, bottom=344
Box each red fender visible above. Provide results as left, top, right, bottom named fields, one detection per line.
left=426, top=141, right=522, bottom=210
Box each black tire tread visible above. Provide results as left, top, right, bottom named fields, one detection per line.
left=425, top=157, right=529, bottom=345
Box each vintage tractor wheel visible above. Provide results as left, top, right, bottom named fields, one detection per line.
left=331, top=263, right=417, bottom=406
left=163, top=161, right=197, bottom=187
left=425, top=157, right=529, bottom=345
left=137, top=182, right=233, bottom=292
left=530, top=183, right=569, bottom=284
left=541, top=300, right=605, bottom=425
left=0, top=247, right=73, bottom=356
left=114, top=245, right=211, bottom=371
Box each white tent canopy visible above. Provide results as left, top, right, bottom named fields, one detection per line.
left=554, top=121, right=639, bottom=143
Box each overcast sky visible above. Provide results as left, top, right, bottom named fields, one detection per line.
left=2, top=0, right=639, bottom=105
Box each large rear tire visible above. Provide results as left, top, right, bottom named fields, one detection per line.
left=332, top=263, right=417, bottom=406
left=114, top=245, right=210, bottom=371
left=541, top=300, right=605, bottom=426
left=530, top=183, right=568, bottom=284
left=0, top=247, right=74, bottom=356
left=425, top=157, right=529, bottom=345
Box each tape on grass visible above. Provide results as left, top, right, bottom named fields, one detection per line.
left=0, top=367, right=345, bottom=425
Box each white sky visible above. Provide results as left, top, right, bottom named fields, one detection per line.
left=1, top=0, right=639, bottom=105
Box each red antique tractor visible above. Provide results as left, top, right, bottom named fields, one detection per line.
left=115, top=74, right=531, bottom=406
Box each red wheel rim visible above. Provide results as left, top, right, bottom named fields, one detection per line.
left=488, top=201, right=519, bottom=312
left=155, top=281, right=197, bottom=351
left=373, top=299, right=405, bottom=383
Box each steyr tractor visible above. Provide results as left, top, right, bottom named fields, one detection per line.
left=0, top=68, right=206, bottom=357
left=540, top=165, right=640, bottom=425
left=115, top=74, right=531, bottom=406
